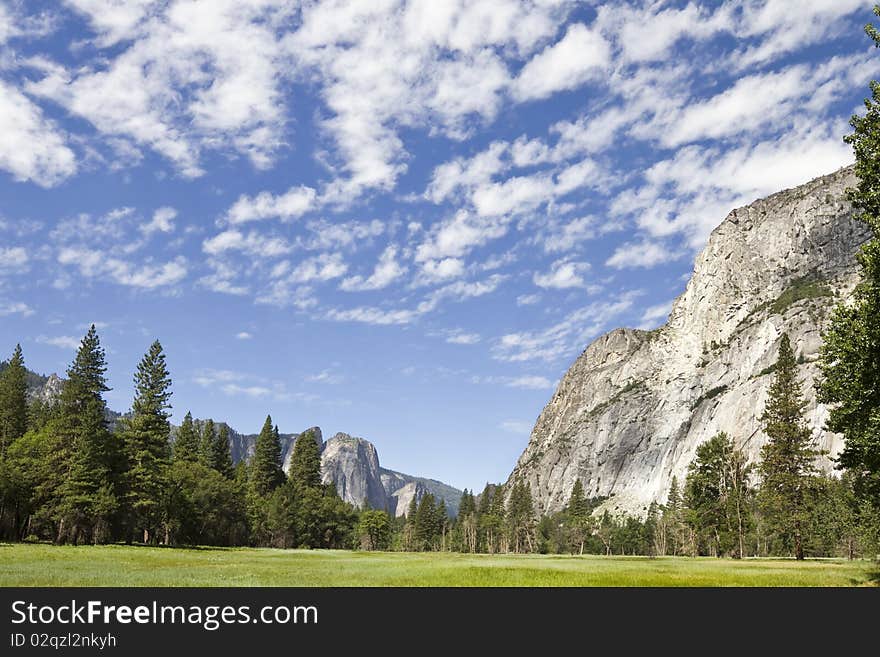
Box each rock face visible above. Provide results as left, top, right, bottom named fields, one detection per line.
left=508, top=166, right=871, bottom=517
left=321, top=433, right=388, bottom=510
left=230, top=427, right=461, bottom=516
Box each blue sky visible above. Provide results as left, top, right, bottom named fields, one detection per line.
left=0, top=0, right=875, bottom=491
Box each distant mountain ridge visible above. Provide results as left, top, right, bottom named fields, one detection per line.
left=16, top=371, right=460, bottom=516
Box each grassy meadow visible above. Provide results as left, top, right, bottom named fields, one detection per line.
left=0, top=543, right=876, bottom=586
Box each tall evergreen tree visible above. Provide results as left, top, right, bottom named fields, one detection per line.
left=209, top=423, right=234, bottom=478
left=507, top=480, right=535, bottom=553
left=56, top=325, right=118, bottom=544
left=120, top=340, right=172, bottom=544
left=250, top=415, right=284, bottom=496
left=818, top=8, right=880, bottom=515
left=759, top=334, right=820, bottom=560
left=173, top=412, right=199, bottom=462
left=0, top=344, right=28, bottom=455
left=199, top=419, right=215, bottom=466
left=564, top=479, right=591, bottom=554
left=288, top=428, right=322, bottom=490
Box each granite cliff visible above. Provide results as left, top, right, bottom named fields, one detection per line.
left=507, top=166, right=870, bottom=516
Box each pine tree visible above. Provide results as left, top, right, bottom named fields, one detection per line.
left=288, top=428, right=322, bottom=490
left=209, top=423, right=234, bottom=478
left=507, top=480, right=535, bottom=553
left=119, top=340, right=172, bottom=544
left=56, top=325, right=118, bottom=544
left=414, top=492, right=437, bottom=550
left=664, top=476, right=684, bottom=555
left=173, top=412, right=199, bottom=462
left=759, top=334, right=820, bottom=560
left=564, top=479, right=591, bottom=554
left=0, top=344, right=28, bottom=455
left=199, top=419, right=215, bottom=466
left=818, top=8, right=880, bottom=514
left=250, top=415, right=284, bottom=496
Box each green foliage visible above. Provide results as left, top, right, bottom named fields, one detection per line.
left=250, top=415, right=284, bottom=496
left=818, top=11, right=880, bottom=520
left=209, top=423, right=234, bottom=478
left=0, top=344, right=28, bottom=455
left=759, top=334, right=822, bottom=560
left=690, top=385, right=728, bottom=411
left=55, top=325, right=121, bottom=545
left=163, top=460, right=248, bottom=546
left=173, top=412, right=199, bottom=463
left=684, top=432, right=753, bottom=558
left=288, top=429, right=322, bottom=491
left=357, top=509, right=392, bottom=550
left=769, top=277, right=832, bottom=315
left=119, top=340, right=172, bottom=544
left=563, top=479, right=593, bottom=554
left=199, top=418, right=215, bottom=466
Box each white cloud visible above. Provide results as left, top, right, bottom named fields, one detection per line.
left=473, top=374, right=555, bottom=390
left=493, top=296, right=636, bottom=362
left=302, top=219, right=385, bottom=251
left=533, top=259, right=591, bottom=289
left=340, top=245, right=406, bottom=291
left=499, top=419, right=534, bottom=435
left=606, top=240, right=681, bottom=270
left=327, top=306, right=420, bottom=326
left=30, top=1, right=292, bottom=175
left=36, top=335, right=81, bottom=350
left=202, top=230, right=292, bottom=257
left=0, top=301, right=34, bottom=317
left=306, top=369, right=344, bottom=385
left=141, top=206, right=177, bottom=235
left=418, top=257, right=466, bottom=284
left=416, top=211, right=508, bottom=262
left=516, top=293, right=541, bottom=306
left=0, top=80, right=76, bottom=187
left=638, top=300, right=674, bottom=329
left=286, top=0, right=568, bottom=201
left=58, top=247, right=187, bottom=288
left=513, top=23, right=609, bottom=101
left=235, top=331, right=253, bottom=340
left=434, top=328, right=481, bottom=345
left=225, top=186, right=317, bottom=225
left=539, top=216, right=597, bottom=253
left=0, top=247, right=29, bottom=272
left=290, top=253, right=347, bottom=284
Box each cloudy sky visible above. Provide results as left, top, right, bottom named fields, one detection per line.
left=0, top=0, right=874, bottom=490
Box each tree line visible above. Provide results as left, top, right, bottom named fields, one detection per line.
left=0, top=329, right=356, bottom=548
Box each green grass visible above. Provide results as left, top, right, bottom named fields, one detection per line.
left=0, top=544, right=875, bottom=586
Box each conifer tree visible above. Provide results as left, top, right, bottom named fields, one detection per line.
left=414, top=492, right=437, bottom=550
left=173, top=412, right=199, bottom=462
left=507, top=480, right=535, bottom=553
left=119, top=340, right=172, bottom=544
left=564, top=479, right=591, bottom=554
left=56, top=325, right=117, bottom=544
left=0, top=344, right=28, bottom=455
left=210, top=423, right=234, bottom=478
left=288, top=428, right=322, bottom=490
left=818, top=8, right=880, bottom=514
left=759, top=334, right=820, bottom=560
left=250, top=415, right=284, bottom=496
left=199, top=419, right=215, bottom=466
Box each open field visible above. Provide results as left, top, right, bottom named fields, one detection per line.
left=1, top=544, right=876, bottom=586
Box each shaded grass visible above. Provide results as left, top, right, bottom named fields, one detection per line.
left=0, top=543, right=874, bottom=587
